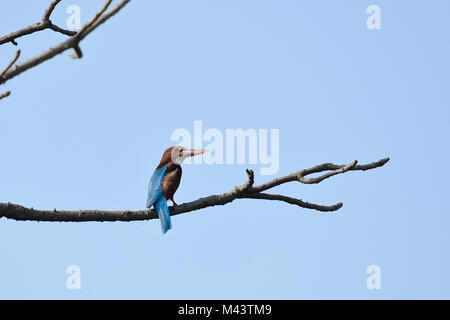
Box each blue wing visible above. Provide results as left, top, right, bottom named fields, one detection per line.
left=146, top=165, right=167, bottom=208
left=155, top=197, right=172, bottom=234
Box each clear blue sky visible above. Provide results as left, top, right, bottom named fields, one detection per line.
left=0, top=0, right=449, bottom=299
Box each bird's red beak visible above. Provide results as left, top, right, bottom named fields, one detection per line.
left=182, top=149, right=209, bottom=157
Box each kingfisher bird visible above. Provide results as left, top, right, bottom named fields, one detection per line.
left=147, top=146, right=207, bottom=234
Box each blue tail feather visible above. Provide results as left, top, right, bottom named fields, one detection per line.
left=155, top=197, right=172, bottom=234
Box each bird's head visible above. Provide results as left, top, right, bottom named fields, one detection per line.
left=157, top=146, right=208, bottom=168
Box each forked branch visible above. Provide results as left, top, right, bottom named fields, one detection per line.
left=0, top=0, right=76, bottom=46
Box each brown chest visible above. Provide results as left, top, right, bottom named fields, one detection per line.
left=162, top=165, right=182, bottom=200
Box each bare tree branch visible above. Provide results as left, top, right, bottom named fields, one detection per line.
left=0, top=0, right=131, bottom=90
left=0, top=0, right=75, bottom=46
left=42, top=0, right=63, bottom=21
left=0, top=157, right=390, bottom=223
left=67, top=0, right=113, bottom=59
left=0, top=90, right=11, bottom=100
left=69, top=44, right=83, bottom=59
left=0, top=2, right=390, bottom=226
left=241, top=193, right=343, bottom=212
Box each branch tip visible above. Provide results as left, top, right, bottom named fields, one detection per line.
left=69, top=45, right=83, bottom=59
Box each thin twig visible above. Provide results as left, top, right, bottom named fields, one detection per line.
left=0, top=0, right=75, bottom=46
left=0, top=0, right=130, bottom=84
left=76, top=0, right=113, bottom=38
left=0, top=91, right=11, bottom=100
left=0, top=50, right=21, bottom=81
